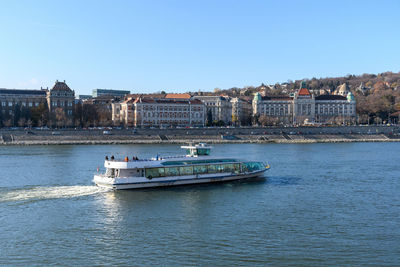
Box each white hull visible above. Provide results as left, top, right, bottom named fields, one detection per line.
left=93, top=169, right=267, bottom=190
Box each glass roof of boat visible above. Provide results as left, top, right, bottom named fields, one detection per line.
left=161, top=158, right=238, bottom=166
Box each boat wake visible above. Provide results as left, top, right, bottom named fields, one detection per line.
left=0, top=185, right=109, bottom=203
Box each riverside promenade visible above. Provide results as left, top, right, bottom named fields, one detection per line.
left=1, top=125, right=399, bottom=145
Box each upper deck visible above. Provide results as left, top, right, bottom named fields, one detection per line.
left=104, top=143, right=216, bottom=169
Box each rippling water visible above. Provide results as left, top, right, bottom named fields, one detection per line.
left=1, top=143, right=399, bottom=266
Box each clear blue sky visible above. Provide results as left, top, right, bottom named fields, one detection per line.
left=1, top=0, right=399, bottom=95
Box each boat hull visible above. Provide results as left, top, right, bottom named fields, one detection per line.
left=93, top=169, right=267, bottom=190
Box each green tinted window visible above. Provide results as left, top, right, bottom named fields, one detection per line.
left=193, top=165, right=208, bottom=174
left=165, top=167, right=179, bottom=176
left=179, top=166, right=193, bottom=176
left=145, top=168, right=160, bottom=178
left=208, top=165, right=217, bottom=173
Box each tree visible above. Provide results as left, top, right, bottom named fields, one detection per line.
left=13, top=103, right=21, bottom=126
left=258, top=115, right=269, bottom=126
left=30, top=103, right=48, bottom=127
left=206, top=109, right=212, bottom=126
left=18, top=118, right=26, bottom=127
left=55, top=108, right=67, bottom=128
left=231, top=114, right=238, bottom=126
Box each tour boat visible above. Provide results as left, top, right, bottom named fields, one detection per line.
left=93, top=143, right=270, bottom=190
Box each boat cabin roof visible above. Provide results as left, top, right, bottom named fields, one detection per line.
left=180, top=143, right=212, bottom=157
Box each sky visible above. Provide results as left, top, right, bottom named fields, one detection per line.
left=0, top=0, right=399, bottom=95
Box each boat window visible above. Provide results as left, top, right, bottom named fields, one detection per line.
left=162, top=158, right=237, bottom=166
left=179, top=166, right=193, bottom=176
left=165, top=167, right=179, bottom=176
left=216, top=164, right=225, bottom=173
left=222, top=164, right=235, bottom=173
left=234, top=163, right=240, bottom=173
left=193, top=165, right=208, bottom=174
left=106, top=168, right=115, bottom=177
left=241, top=162, right=264, bottom=172
left=196, top=148, right=210, bottom=155
left=145, top=168, right=160, bottom=178
left=208, top=164, right=217, bottom=173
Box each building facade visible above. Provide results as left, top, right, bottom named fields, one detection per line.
left=193, top=95, right=232, bottom=124
left=0, top=89, right=48, bottom=114
left=253, top=81, right=356, bottom=125
left=0, top=80, right=75, bottom=126
left=47, top=80, right=75, bottom=123
left=112, top=96, right=205, bottom=127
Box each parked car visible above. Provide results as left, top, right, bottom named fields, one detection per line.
left=103, top=130, right=112, bottom=135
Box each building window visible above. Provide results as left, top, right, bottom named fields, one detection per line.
left=8, top=102, right=13, bottom=107
left=29, top=102, right=33, bottom=107
left=1, top=101, right=5, bottom=107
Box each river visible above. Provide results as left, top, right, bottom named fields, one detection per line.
left=0, top=143, right=399, bottom=265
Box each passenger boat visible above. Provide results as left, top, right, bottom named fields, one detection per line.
left=93, top=143, right=270, bottom=190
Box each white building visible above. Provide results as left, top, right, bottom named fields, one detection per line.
left=253, top=81, right=356, bottom=125
left=193, top=95, right=232, bottom=124
left=112, top=96, right=205, bottom=127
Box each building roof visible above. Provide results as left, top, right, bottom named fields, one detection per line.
left=298, top=87, right=311, bottom=96
left=133, top=97, right=203, bottom=105
left=0, top=88, right=47, bottom=96
left=315, top=95, right=347, bottom=100
left=125, top=93, right=166, bottom=100
left=51, top=80, right=72, bottom=91
left=261, top=95, right=293, bottom=101
left=165, top=93, right=191, bottom=99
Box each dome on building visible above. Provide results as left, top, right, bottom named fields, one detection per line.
left=336, top=83, right=350, bottom=96
left=347, top=91, right=355, bottom=102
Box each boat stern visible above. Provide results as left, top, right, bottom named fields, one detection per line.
left=93, top=174, right=116, bottom=189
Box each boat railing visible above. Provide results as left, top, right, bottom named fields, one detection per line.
left=105, top=154, right=187, bottom=163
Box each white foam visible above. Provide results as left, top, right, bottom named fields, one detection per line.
left=0, top=185, right=109, bottom=203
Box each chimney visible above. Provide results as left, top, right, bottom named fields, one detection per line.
left=64, top=80, right=65, bottom=83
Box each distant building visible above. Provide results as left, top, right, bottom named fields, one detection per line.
left=112, top=96, right=205, bottom=127
left=78, top=95, right=92, bottom=100
left=47, top=80, right=75, bottom=123
left=0, top=88, right=48, bottom=118
left=92, top=89, right=130, bottom=98
left=253, top=81, right=356, bottom=125
left=231, top=97, right=252, bottom=126
left=253, top=93, right=293, bottom=125
left=193, top=95, right=232, bottom=124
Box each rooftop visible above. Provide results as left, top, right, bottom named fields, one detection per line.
left=0, top=88, right=47, bottom=96
left=51, top=80, right=72, bottom=92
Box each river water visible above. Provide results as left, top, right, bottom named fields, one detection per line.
left=0, top=143, right=399, bottom=266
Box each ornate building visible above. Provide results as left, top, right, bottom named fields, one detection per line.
left=253, top=81, right=356, bottom=125
left=46, top=80, right=75, bottom=123
left=112, top=96, right=205, bottom=127
left=192, top=95, right=232, bottom=124
left=0, top=80, right=75, bottom=126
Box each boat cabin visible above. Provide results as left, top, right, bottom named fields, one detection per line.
left=181, top=143, right=211, bottom=157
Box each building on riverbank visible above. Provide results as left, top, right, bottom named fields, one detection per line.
left=253, top=81, right=356, bottom=125
left=112, top=95, right=205, bottom=127
left=0, top=80, right=75, bottom=127
left=46, top=80, right=75, bottom=126
left=193, top=95, right=232, bottom=125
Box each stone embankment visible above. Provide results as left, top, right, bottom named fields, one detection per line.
left=1, top=125, right=399, bottom=145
